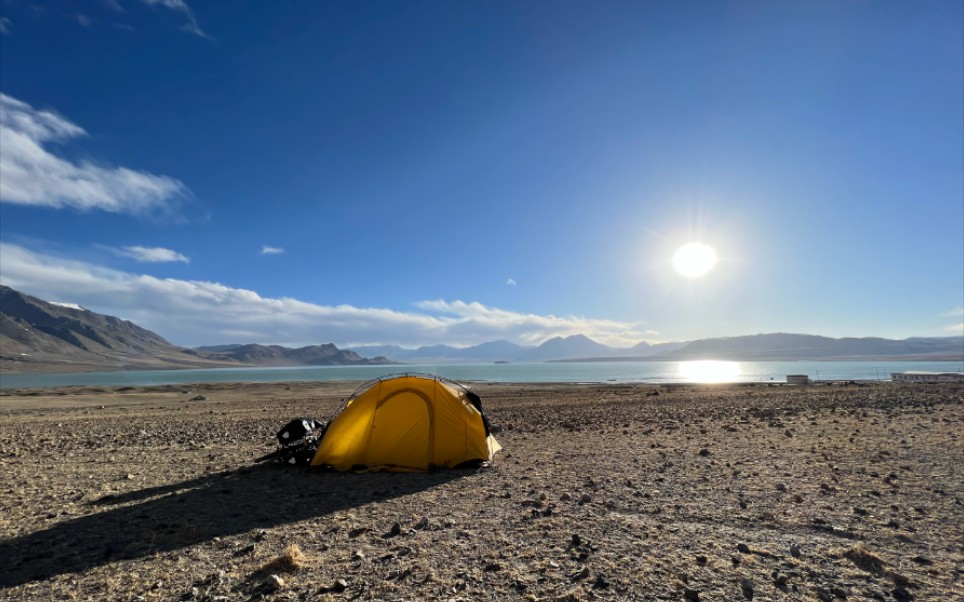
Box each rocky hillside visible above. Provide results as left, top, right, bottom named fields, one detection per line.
left=0, top=286, right=390, bottom=373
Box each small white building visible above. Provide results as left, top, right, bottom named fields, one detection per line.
left=786, top=374, right=810, bottom=385
left=891, top=371, right=964, bottom=383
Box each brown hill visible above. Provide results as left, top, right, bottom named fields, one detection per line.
left=0, top=286, right=391, bottom=373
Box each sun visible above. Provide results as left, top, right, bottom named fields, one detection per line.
left=673, top=242, right=717, bottom=278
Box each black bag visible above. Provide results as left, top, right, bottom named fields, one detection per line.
left=257, top=417, right=326, bottom=465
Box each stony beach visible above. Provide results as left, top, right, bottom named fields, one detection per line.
left=0, top=380, right=961, bottom=601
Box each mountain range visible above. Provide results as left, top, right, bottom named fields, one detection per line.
left=1, top=285, right=960, bottom=374
left=0, top=286, right=390, bottom=373
left=350, top=332, right=961, bottom=363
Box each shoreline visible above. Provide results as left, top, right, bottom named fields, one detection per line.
left=3, top=358, right=961, bottom=393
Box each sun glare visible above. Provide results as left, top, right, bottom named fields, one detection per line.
left=678, top=360, right=741, bottom=383
left=673, top=242, right=717, bottom=278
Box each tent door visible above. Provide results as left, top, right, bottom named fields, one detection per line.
left=367, top=390, right=431, bottom=469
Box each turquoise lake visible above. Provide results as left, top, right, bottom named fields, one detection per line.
left=1, top=360, right=961, bottom=389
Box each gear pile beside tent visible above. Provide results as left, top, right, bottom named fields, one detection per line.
left=260, top=374, right=502, bottom=472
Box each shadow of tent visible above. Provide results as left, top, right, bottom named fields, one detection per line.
left=0, top=463, right=470, bottom=588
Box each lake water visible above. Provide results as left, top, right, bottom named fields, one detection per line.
left=1, top=360, right=961, bottom=389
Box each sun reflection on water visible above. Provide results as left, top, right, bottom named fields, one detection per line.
left=677, top=360, right=742, bottom=383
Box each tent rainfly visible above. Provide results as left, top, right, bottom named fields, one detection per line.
left=310, top=374, right=501, bottom=472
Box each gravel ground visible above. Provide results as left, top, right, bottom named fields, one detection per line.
left=0, top=381, right=961, bottom=601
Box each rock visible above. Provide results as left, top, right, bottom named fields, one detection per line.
left=390, top=522, right=402, bottom=536
left=331, top=578, right=348, bottom=592
left=737, top=543, right=751, bottom=554
left=592, top=573, right=610, bottom=589
left=571, top=533, right=581, bottom=547
left=570, top=566, right=590, bottom=581
left=695, top=555, right=707, bottom=565
left=265, top=574, right=284, bottom=590
left=560, top=492, right=572, bottom=501
left=789, top=544, right=801, bottom=558
left=578, top=493, right=592, bottom=505
left=698, top=448, right=711, bottom=457
left=775, top=483, right=787, bottom=492
left=683, top=587, right=701, bottom=601
left=415, top=516, right=429, bottom=530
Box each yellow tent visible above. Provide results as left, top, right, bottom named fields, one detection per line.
left=311, top=374, right=501, bottom=472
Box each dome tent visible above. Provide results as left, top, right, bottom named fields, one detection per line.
left=311, top=374, right=501, bottom=472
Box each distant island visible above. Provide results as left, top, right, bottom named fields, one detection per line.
left=1, top=285, right=961, bottom=374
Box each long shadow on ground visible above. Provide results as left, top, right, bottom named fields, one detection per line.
left=0, top=464, right=468, bottom=588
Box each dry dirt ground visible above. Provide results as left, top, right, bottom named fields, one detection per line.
left=0, top=381, right=961, bottom=601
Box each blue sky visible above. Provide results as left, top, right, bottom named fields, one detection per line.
left=1, top=1, right=962, bottom=348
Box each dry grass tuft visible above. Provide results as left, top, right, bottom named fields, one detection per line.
left=259, top=544, right=309, bottom=574
left=843, top=545, right=885, bottom=575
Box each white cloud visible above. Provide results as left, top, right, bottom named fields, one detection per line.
left=505, top=278, right=517, bottom=286
left=260, top=245, right=284, bottom=255
left=946, top=322, right=964, bottom=333
left=140, top=0, right=209, bottom=38
left=0, top=243, right=651, bottom=348
left=944, top=307, right=964, bottom=317
left=116, top=245, right=190, bottom=263
left=0, top=93, right=188, bottom=214
left=1, top=17, right=12, bottom=34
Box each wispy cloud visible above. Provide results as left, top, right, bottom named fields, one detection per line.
left=260, top=245, right=284, bottom=255
left=115, top=245, right=190, bottom=263
left=414, top=299, right=647, bottom=347
left=941, top=308, right=963, bottom=333
left=0, top=93, right=188, bottom=214
left=0, top=243, right=650, bottom=348
left=505, top=277, right=517, bottom=286
left=140, top=0, right=209, bottom=39
left=0, top=17, right=11, bottom=34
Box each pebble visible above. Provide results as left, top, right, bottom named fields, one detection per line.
left=578, top=493, right=592, bottom=505
left=415, top=516, right=429, bottom=530
left=570, top=566, right=590, bottom=581
left=265, top=574, right=284, bottom=590
left=331, top=578, right=348, bottom=592
left=789, top=544, right=801, bottom=558
left=736, top=543, right=751, bottom=554
left=683, top=587, right=701, bottom=601
left=592, top=573, right=610, bottom=589
left=740, top=577, right=753, bottom=591
left=390, top=522, right=402, bottom=536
